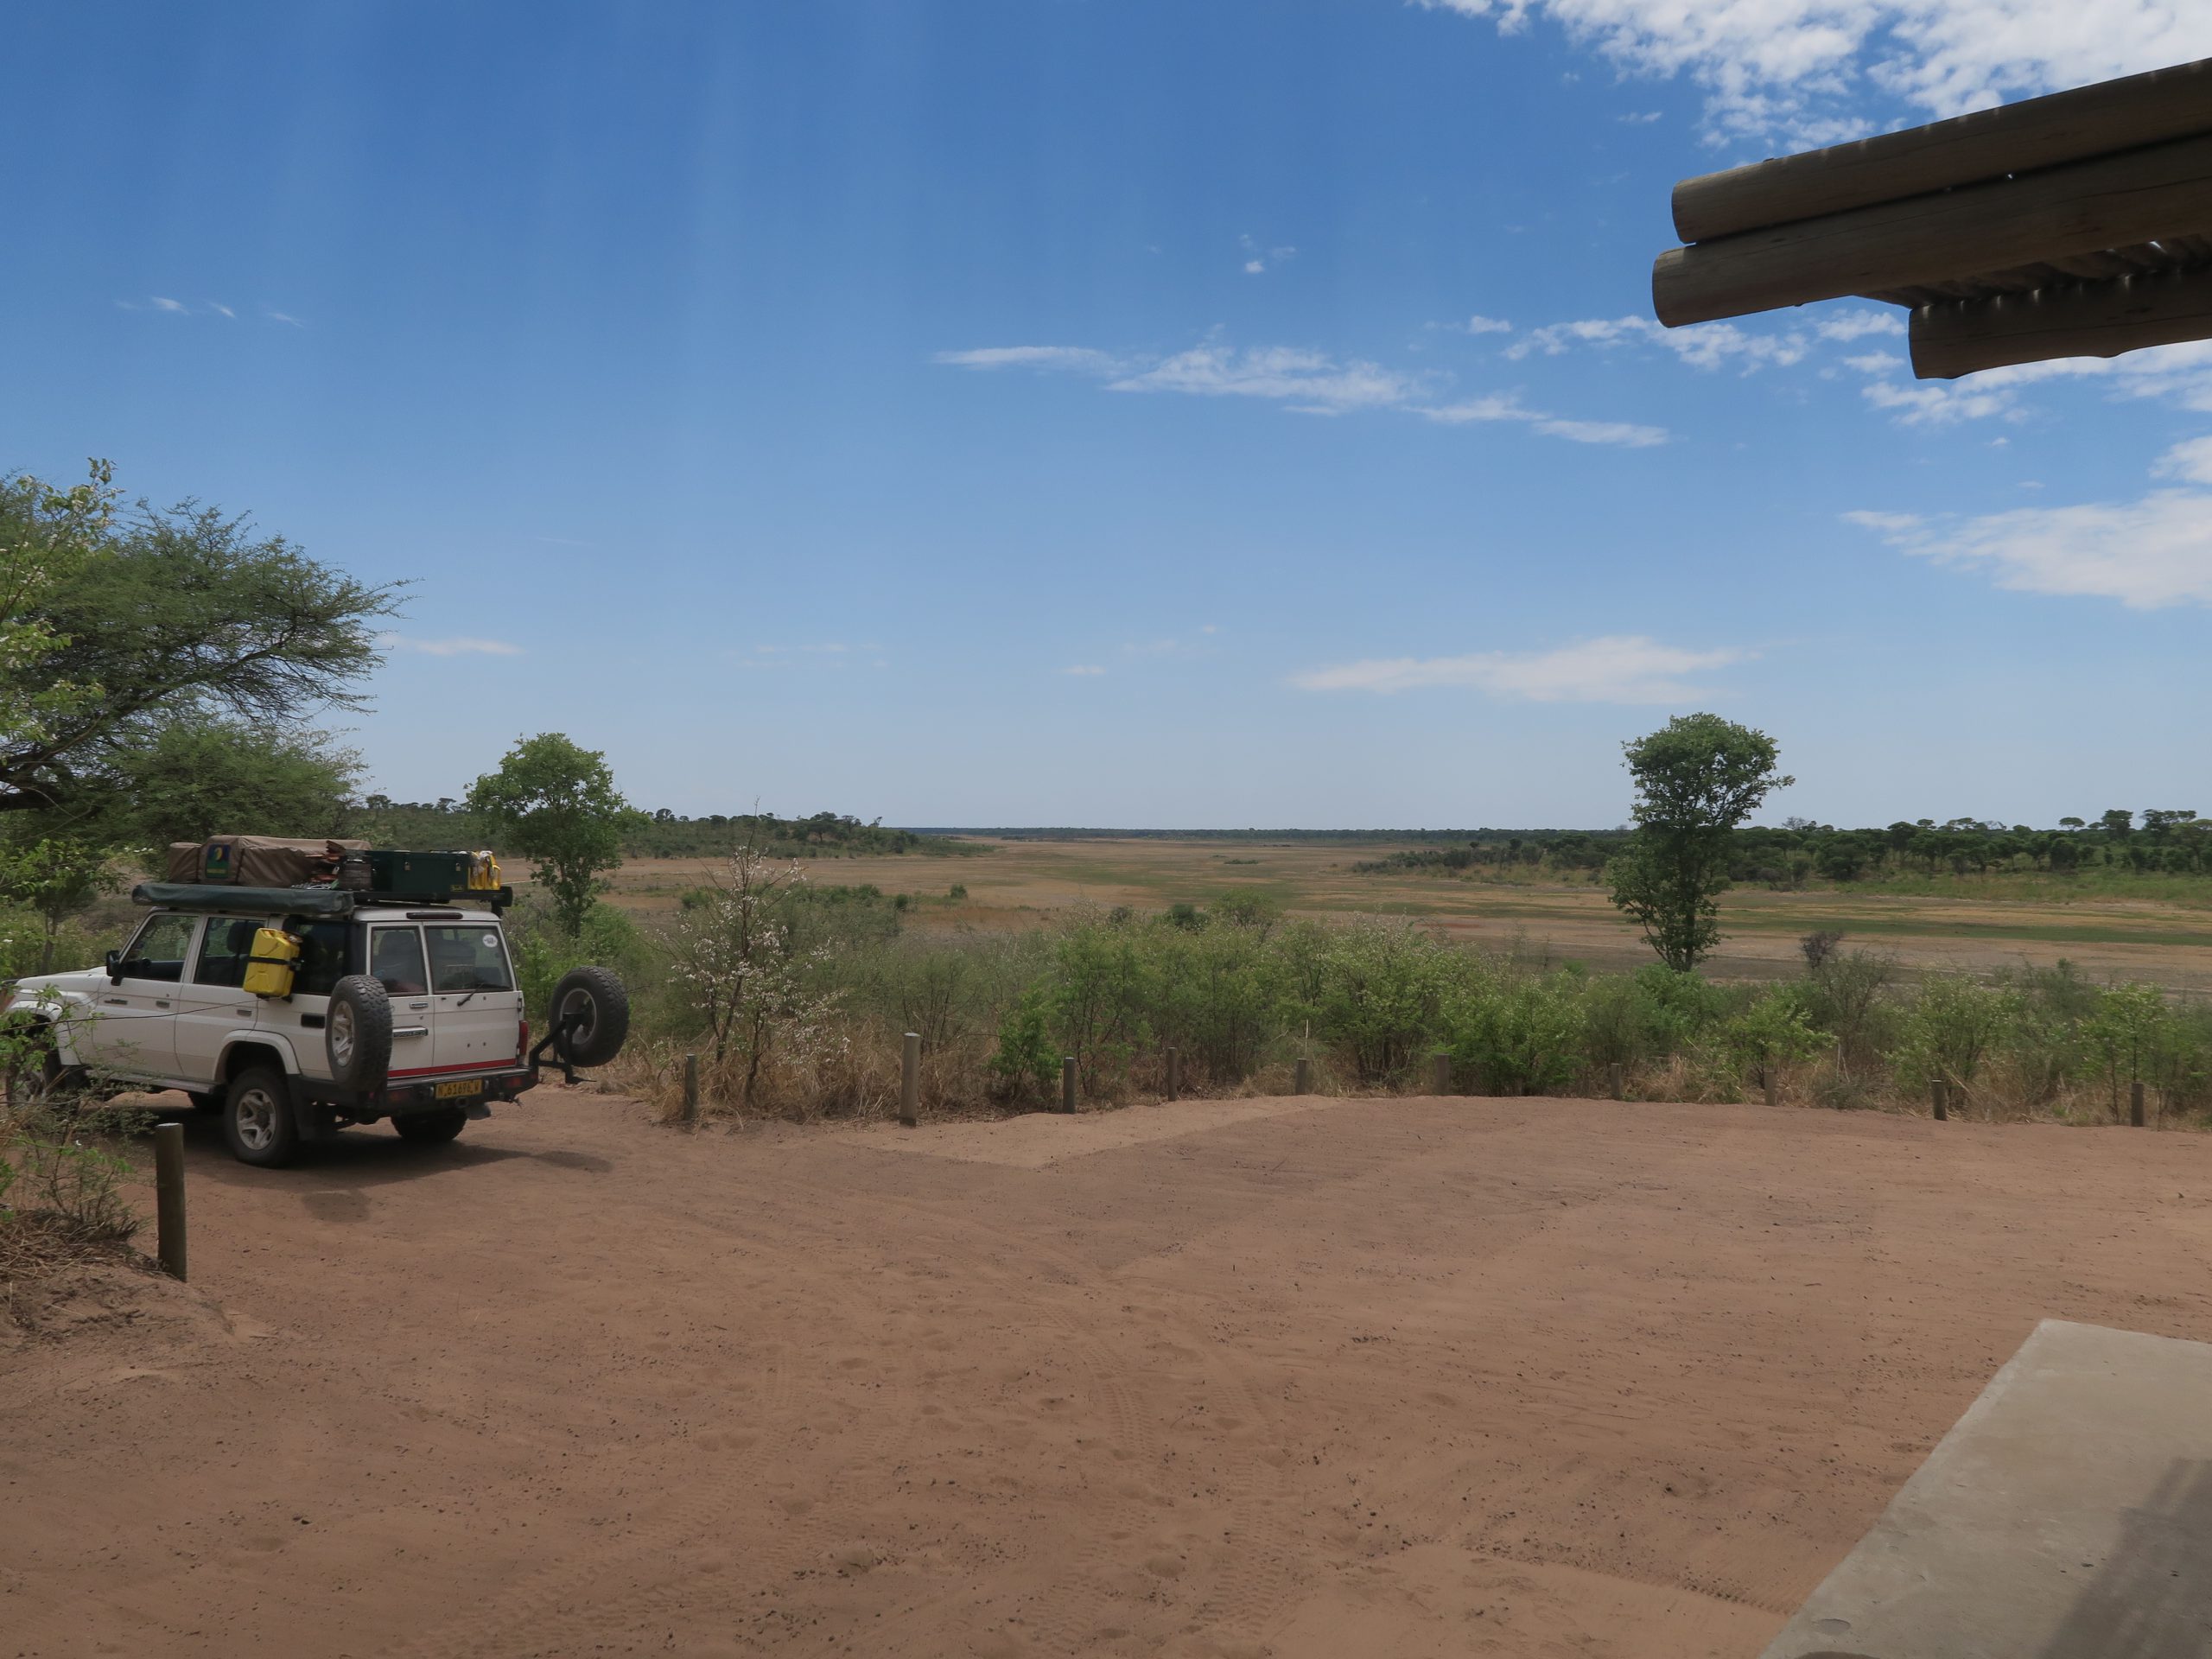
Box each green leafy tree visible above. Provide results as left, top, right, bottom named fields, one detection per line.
left=107, top=718, right=362, bottom=849
left=0, top=469, right=399, bottom=814
left=467, top=733, right=633, bottom=933
left=0, top=831, right=124, bottom=970
left=2080, top=982, right=2172, bottom=1118
left=1607, top=714, right=1794, bottom=971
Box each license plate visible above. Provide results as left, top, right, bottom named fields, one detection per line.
left=433, top=1078, right=485, bottom=1100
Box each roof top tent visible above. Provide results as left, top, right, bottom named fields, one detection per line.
left=1649, top=57, right=2212, bottom=378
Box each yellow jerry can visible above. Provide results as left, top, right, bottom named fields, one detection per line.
left=243, top=927, right=302, bottom=998
left=467, top=850, right=503, bottom=890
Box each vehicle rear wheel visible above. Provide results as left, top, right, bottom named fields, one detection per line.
left=550, top=966, right=629, bottom=1067
left=392, top=1108, right=467, bottom=1145
left=325, top=976, right=393, bottom=1090
left=223, top=1065, right=302, bottom=1168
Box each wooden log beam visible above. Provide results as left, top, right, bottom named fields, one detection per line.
left=1910, top=263, right=2212, bottom=378
left=1653, top=133, right=2212, bottom=327
left=1673, top=57, right=2212, bottom=244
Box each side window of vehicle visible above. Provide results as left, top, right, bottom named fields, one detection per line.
left=124, top=913, right=199, bottom=982
left=192, top=917, right=258, bottom=988
left=369, top=926, right=428, bottom=996
left=289, top=920, right=353, bottom=999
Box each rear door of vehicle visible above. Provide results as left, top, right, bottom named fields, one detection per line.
left=250, top=917, right=355, bottom=1083
left=366, top=923, right=436, bottom=1080
left=174, top=915, right=260, bottom=1078
left=79, top=912, right=194, bottom=1080
left=423, top=923, right=524, bottom=1076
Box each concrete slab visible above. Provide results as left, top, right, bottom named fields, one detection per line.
left=1760, top=1319, right=2212, bottom=1659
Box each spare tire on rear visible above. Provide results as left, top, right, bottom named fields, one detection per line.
left=550, top=966, right=628, bottom=1067
left=326, top=974, right=394, bottom=1090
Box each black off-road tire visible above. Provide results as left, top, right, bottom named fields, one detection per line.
left=187, top=1090, right=224, bottom=1115
left=326, top=975, right=394, bottom=1090
left=223, top=1065, right=302, bottom=1168
left=392, top=1108, right=467, bottom=1145
left=550, top=967, right=629, bottom=1068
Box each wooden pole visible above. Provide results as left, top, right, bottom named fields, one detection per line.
left=1294, top=1057, right=1311, bottom=1096
left=1652, top=131, right=2212, bottom=327
left=1431, top=1052, right=1451, bottom=1096
left=1166, top=1046, right=1179, bottom=1102
left=154, top=1121, right=187, bottom=1283
left=1911, top=264, right=2212, bottom=378
left=1670, top=57, right=2212, bottom=243
left=1763, top=1067, right=1779, bottom=1109
left=1608, top=1062, right=1624, bottom=1101
left=1930, top=1077, right=1948, bottom=1122
left=1060, top=1056, right=1077, bottom=1115
left=682, top=1053, right=699, bottom=1128
left=2131, top=1078, right=2146, bottom=1128
left=900, top=1033, right=919, bottom=1128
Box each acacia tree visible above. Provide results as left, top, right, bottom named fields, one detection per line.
left=675, top=836, right=842, bottom=1107
left=1607, top=713, right=1793, bottom=972
left=466, top=733, right=632, bottom=934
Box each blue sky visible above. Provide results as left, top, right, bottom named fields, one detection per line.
left=9, top=1, right=2211, bottom=828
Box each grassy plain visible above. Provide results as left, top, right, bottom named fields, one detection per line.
left=599, top=836, right=2212, bottom=993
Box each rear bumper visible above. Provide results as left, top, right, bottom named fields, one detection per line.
left=300, top=1065, right=541, bottom=1117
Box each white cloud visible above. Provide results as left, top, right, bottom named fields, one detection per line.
left=2155, top=436, right=2212, bottom=486
left=1617, top=110, right=1664, bottom=123
left=150, top=296, right=187, bottom=313
left=207, top=302, right=236, bottom=319
left=1414, top=0, right=2212, bottom=143
left=262, top=308, right=304, bottom=327
left=941, top=337, right=1668, bottom=444
left=378, top=634, right=523, bottom=658
left=1294, top=635, right=1748, bottom=701
left=1110, top=344, right=1421, bottom=414
left=1059, top=664, right=1106, bottom=677
left=1844, top=339, right=2212, bottom=425
left=935, top=346, right=1124, bottom=373
left=1239, top=233, right=1297, bottom=275
left=1847, top=474, right=2212, bottom=609
left=1446, top=314, right=1515, bottom=335
left=1508, top=313, right=1821, bottom=372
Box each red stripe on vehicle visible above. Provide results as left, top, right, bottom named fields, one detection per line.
left=387, top=1061, right=528, bottom=1079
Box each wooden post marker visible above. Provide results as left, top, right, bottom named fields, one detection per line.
left=1166, top=1046, right=1179, bottom=1101
left=1431, top=1052, right=1451, bottom=1096
left=1930, top=1077, right=1948, bottom=1121
left=1294, top=1057, right=1311, bottom=1096
left=682, top=1053, right=700, bottom=1127
left=1609, top=1062, right=1624, bottom=1101
left=153, top=1121, right=187, bottom=1283
left=2131, top=1079, right=2146, bottom=1128
left=900, top=1033, right=919, bottom=1128
left=1060, top=1056, right=1077, bottom=1115
left=1763, top=1067, right=1779, bottom=1109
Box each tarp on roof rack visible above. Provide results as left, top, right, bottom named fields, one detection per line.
left=130, top=882, right=357, bottom=918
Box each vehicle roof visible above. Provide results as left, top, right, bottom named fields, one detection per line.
left=145, top=901, right=505, bottom=924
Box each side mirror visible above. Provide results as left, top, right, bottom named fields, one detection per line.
left=104, top=950, right=124, bottom=984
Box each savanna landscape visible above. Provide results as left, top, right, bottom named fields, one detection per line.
left=12, top=7, right=2212, bottom=1657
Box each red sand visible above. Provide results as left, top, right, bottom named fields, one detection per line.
left=8, top=1087, right=2212, bottom=1656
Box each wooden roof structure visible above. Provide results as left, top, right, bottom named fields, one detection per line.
left=1652, top=58, right=2212, bottom=379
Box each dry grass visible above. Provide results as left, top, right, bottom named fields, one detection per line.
left=588, top=839, right=2212, bottom=994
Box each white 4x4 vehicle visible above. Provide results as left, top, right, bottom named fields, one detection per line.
left=3, top=886, right=627, bottom=1167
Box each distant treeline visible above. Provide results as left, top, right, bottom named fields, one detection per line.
left=347, top=798, right=988, bottom=861
left=1357, top=810, right=2212, bottom=883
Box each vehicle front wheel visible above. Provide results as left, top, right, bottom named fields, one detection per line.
left=392, top=1108, right=467, bottom=1145
left=223, top=1066, right=303, bottom=1168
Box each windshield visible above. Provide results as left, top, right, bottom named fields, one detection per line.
left=426, top=925, right=514, bottom=995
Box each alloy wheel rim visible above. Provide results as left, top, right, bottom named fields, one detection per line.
left=235, top=1088, right=277, bottom=1151
left=331, top=1002, right=355, bottom=1067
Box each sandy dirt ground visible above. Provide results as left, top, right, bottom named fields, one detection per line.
left=9, top=1087, right=2212, bottom=1657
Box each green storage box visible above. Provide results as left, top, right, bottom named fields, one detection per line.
left=367, top=849, right=475, bottom=897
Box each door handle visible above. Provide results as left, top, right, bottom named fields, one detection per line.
left=408, top=1001, right=429, bottom=1010
left=101, top=996, right=127, bottom=1006
left=233, top=1007, right=252, bottom=1016
left=154, top=1000, right=170, bottom=1009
